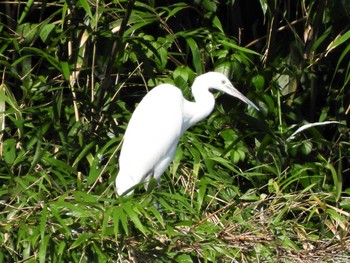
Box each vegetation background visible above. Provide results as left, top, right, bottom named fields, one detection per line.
left=0, top=0, right=349, bottom=262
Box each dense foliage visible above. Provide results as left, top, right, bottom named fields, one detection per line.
left=1, top=0, right=349, bottom=262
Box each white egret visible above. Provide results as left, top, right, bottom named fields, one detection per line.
left=116, top=72, right=258, bottom=196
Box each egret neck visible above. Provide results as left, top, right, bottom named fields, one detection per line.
left=182, top=83, right=215, bottom=132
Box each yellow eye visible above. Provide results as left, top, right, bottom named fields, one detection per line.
left=221, top=79, right=226, bottom=85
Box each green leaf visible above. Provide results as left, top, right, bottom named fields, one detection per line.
left=212, top=16, right=223, bottom=32
left=202, top=0, right=217, bottom=12
left=40, top=204, right=48, bottom=240
left=197, top=183, right=207, bottom=211
left=147, top=205, right=165, bottom=227
left=3, top=138, right=16, bottom=164
left=208, top=156, right=240, bottom=173
left=102, top=207, right=114, bottom=237
left=78, top=0, right=93, bottom=18
left=278, top=234, right=299, bottom=250
left=230, top=150, right=240, bottom=164
left=39, top=235, right=50, bottom=263
left=252, top=74, right=265, bottom=90
left=40, top=24, right=55, bottom=43
left=18, top=0, right=34, bottom=24
left=175, top=254, right=194, bottom=262
left=326, top=29, right=350, bottom=54
left=49, top=203, right=71, bottom=234
left=60, top=61, right=70, bottom=81
left=163, top=3, right=190, bottom=20
left=219, top=39, right=261, bottom=56
left=72, top=141, right=96, bottom=168
left=311, top=26, right=332, bottom=53
left=325, top=161, right=342, bottom=201
left=123, top=203, right=148, bottom=235
left=114, top=206, right=128, bottom=235
left=22, top=47, right=61, bottom=72
left=301, top=141, right=313, bottom=155
left=87, top=157, right=102, bottom=186
left=185, top=37, right=202, bottom=74
left=70, top=233, right=94, bottom=249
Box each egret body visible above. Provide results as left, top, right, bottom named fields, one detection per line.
left=116, top=72, right=258, bottom=196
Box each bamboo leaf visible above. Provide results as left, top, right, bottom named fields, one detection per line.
left=185, top=37, right=202, bottom=74
left=326, top=29, right=350, bottom=55
left=123, top=203, right=148, bottom=235
left=39, top=235, right=50, bottom=263
left=70, top=233, right=94, bottom=249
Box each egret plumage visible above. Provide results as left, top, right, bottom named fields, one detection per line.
left=116, top=72, right=258, bottom=196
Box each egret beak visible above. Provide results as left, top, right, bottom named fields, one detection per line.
left=226, top=84, right=259, bottom=111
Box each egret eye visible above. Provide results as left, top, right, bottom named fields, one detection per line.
left=221, top=79, right=226, bottom=85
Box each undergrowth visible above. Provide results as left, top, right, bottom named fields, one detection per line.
left=1, top=0, right=349, bottom=262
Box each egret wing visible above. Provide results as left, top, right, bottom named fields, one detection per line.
left=118, top=84, right=184, bottom=188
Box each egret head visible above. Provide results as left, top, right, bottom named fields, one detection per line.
left=193, top=72, right=259, bottom=111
